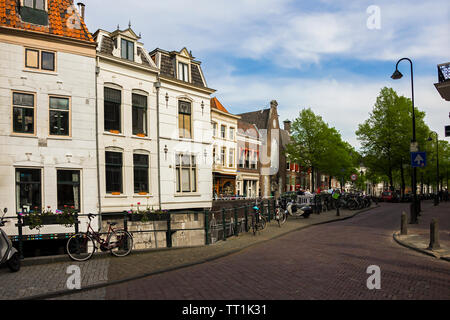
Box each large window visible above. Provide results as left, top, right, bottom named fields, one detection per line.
left=178, top=62, right=189, bottom=82
left=49, top=96, right=70, bottom=136
left=16, top=168, right=41, bottom=213
left=13, top=91, right=35, bottom=134
left=212, top=146, right=217, bottom=165
left=132, top=93, right=147, bottom=136
left=220, top=125, right=226, bottom=139
left=251, top=150, right=257, bottom=169
left=176, top=154, right=197, bottom=193
left=25, top=48, right=55, bottom=71
left=229, top=149, right=235, bottom=168
left=121, top=39, right=134, bottom=61
left=178, top=101, right=192, bottom=138
left=133, top=154, right=149, bottom=194
left=57, top=170, right=80, bottom=211
left=212, top=122, right=217, bottom=137
left=229, top=127, right=235, bottom=141
left=221, top=147, right=226, bottom=166
left=105, top=151, right=123, bottom=194
left=104, top=87, right=121, bottom=133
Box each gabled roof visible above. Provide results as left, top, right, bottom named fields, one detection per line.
left=0, top=0, right=94, bottom=43
left=211, top=97, right=230, bottom=114
left=238, top=120, right=259, bottom=139
left=238, top=109, right=270, bottom=130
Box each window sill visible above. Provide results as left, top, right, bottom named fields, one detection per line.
left=131, top=135, right=151, bottom=141
left=47, top=136, right=72, bottom=141
left=105, top=194, right=127, bottom=198
left=133, top=194, right=153, bottom=198
left=23, top=69, right=58, bottom=76
left=103, top=132, right=125, bottom=138
left=174, top=193, right=201, bottom=197
left=9, top=134, right=37, bottom=139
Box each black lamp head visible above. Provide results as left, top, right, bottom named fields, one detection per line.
left=391, top=69, right=403, bottom=80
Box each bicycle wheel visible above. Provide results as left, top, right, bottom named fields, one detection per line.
left=279, top=210, right=287, bottom=225
left=109, top=230, right=133, bottom=257
left=67, top=233, right=95, bottom=261
left=259, top=215, right=267, bottom=230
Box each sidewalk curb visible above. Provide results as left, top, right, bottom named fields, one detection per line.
left=22, top=205, right=379, bottom=300
left=392, top=232, right=449, bottom=262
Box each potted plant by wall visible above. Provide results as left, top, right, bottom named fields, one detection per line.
left=21, top=205, right=76, bottom=230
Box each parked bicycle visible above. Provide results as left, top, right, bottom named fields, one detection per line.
left=274, top=199, right=287, bottom=227
left=248, top=201, right=266, bottom=235
left=66, top=213, right=133, bottom=261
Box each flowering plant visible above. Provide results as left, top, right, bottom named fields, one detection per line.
left=23, top=205, right=76, bottom=230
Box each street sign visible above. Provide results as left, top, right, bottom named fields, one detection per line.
left=445, top=125, right=450, bottom=137
left=411, top=152, right=426, bottom=168
left=351, top=173, right=358, bottom=181
left=410, top=142, right=419, bottom=152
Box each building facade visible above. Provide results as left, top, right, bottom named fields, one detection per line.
left=236, top=120, right=260, bottom=198
left=210, top=97, right=240, bottom=197
left=149, top=47, right=215, bottom=210
left=238, top=100, right=283, bottom=198
left=0, top=0, right=98, bottom=235
left=94, top=26, right=160, bottom=215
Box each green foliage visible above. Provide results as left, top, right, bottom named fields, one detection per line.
left=356, top=87, right=433, bottom=192
left=286, top=108, right=358, bottom=189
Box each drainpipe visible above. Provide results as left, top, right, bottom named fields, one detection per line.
left=95, top=56, right=102, bottom=231
left=155, top=77, right=162, bottom=210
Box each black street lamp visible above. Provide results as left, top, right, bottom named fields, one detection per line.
left=391, top=57, right=419, bottom=223
left=428, top=131, right=439, bottom=205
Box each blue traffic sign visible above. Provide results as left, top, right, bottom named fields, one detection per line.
left=411, top=152, right=426, bottom=168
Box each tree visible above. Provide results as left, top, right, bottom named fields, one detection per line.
left=356, top=87, right=430, bottom=195
left=286, top=108, right=357, bottom=191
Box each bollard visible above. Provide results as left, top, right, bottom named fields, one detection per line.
left=401, top=211, right=408, bottom=235
left=428, top=218, right=440, bottom=250
left=222, top=208, right=227, bottom=241
left=204, top=210, right=209, bottom=245
left=267, top=200, right=271, bottom=222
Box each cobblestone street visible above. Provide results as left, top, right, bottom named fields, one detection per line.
left=99, top=201, right=450, bottom=300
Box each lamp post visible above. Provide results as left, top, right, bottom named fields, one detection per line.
left=391, top=57, right=418, bottom=223
left=428, top=131, right=439, bottom=205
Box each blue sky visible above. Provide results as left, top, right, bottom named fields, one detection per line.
left=82, top=0, right=450, bottom=148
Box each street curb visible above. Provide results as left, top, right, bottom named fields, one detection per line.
left=392, top=232, right=450, bottom=262
left=22, top=205, right=380, bottom=300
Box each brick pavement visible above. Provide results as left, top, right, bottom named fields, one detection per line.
left=394, top=201, right=450, bottom=260
left=2, top=204, right=370, bottom=300
left=0, top=258, right=109, bottom=299
left=99, top=201, right=449, bottom=300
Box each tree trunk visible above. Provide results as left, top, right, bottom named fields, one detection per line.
left=311, top=166, right=315, bottom=192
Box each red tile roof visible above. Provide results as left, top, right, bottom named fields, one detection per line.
left=210, top=97, right=230, bottom=114
left=0, top=0, right=93, bottom=42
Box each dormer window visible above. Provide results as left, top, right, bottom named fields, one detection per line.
left=20, top=0, right=48, bottom=25
left=23, top=0, right=45, bottom=10
left=121, top=39, right=134, bottom=61
left=178, top=62, right=189, bottom=82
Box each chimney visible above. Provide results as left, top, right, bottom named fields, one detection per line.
left=283, top=120, right=291, bottom=133
left=77, top=2, right=85, bottom=20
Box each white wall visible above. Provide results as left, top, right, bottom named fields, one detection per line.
left=0, top=41, right=97, bottom=236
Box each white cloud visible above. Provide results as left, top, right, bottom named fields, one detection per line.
left=211, top=73, right=450, bottom=149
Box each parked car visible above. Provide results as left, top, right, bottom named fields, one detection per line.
left=381, top=191, right=399, bottom=202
